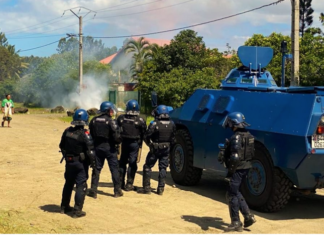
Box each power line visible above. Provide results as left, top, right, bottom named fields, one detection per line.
left=4, top=17, right=63, bottom=35
left=19, top=37, right=68, bottom=52
left=96, top=0, right=140, bottom=12
left=4, top=0, right=141, bottom=36
left=97, top=0, right=162, bottom=12
left=91, top=0, right=285, bottom=38
left=95, top=0, right=194, bottom=19
left=16, top=0, right=285, bottom=53
left=7, top=0, right=191, bottom=39
left=7, top=34, right=66, bottom=40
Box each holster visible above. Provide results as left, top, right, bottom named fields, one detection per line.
left=65, top=154, right=80, bottom=162
left=150, top=142, right=170, bottom=153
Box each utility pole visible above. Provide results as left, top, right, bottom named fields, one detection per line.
left=62, top=7, right=96, bottom=94
left=290, top=0, right=300, bottom=86
left=79, top=15, right=83, bottom=94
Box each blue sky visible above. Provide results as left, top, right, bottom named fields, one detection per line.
left=1, top=0, right=324, bottom=58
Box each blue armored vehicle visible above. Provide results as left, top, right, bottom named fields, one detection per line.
left=169, top=46, right=324, bottom=212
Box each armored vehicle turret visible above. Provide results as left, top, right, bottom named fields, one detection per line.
left=169, top=46, right=324, bottom=212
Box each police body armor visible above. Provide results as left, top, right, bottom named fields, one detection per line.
left=120, top=115, right=141, bottom=139
left=65, top=129, right=85, bottom=156
left=151, top=120, right=173, bottom=144
left=91, top=116, right=110, bottom=140
left=226, top=131, right=254, bottom=174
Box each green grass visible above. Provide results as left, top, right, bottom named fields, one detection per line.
left=14, top=102, right=51, bottom=114
left=0, top=210, right=39, bottom=234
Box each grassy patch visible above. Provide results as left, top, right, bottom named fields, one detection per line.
left=14, top=102, right=51, bottom=114
left=0, top=210, right=39, bottom=234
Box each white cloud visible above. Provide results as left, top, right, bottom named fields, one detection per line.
left=1, top=0, right=323, bottom=56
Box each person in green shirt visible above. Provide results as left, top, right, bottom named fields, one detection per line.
left=1, top=94, right=14, bottom=127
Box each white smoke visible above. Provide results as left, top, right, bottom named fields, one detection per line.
left=63, top=73, right=112, bottom=111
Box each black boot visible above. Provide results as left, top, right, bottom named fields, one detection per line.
left=60, top=205, right=73, bottom=214
left=225, top=221, right=243, bottom=232
left=138, top=166, right=151, bottom=194
left=119, top=168, right=126, bottom=190
left=87, top=189, right=97, bottom=199
left=72, top=209, right=86, bottom=218
left=244, top=214, right=256, bottom=228
left=124, top=183, right=134, bottom=191
left=137, top=186, right=151, bottom=194
left=157, top=187, right=164, bottom=195
left=114, top=188, right=124, bottom=198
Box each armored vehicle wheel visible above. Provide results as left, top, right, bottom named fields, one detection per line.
left=170, top=129, right=202, bottom=186
left=241, top=142, right=292, bottom=212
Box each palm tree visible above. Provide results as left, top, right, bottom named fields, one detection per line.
left=300, top=0, right=314, bottom=37
left=124, top=37, right=158, bottom=81
left=320, top=13, right=324, bottom=25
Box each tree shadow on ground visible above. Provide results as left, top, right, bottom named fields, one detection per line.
left=137, top=170, right=324, bottom=220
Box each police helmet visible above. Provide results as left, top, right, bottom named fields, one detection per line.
left=222, top=112, right=250, bottom=129
left=126, top=99, right=140, bottom=115
left=71, top=109, right=89, bottom=126
left=155, top=105, right=170, bottom=119
left=98, top=101, right=116, bottom=115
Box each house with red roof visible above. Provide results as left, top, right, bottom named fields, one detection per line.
left=100, top=37, right=171, bottom=85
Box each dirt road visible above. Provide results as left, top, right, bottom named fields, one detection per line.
left=1, top=114, right=324, bottom=233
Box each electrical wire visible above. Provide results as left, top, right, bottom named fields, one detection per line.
left=4, top=17, right=64, bottom=34
left=4, top=0, right=142, bottom=36
left=17, top=0, right=285, bottom=52
left=19, top=37, right=68, bottom=52
left=97, top=0, right=162, bottom=12
left=96, top=0, right=140, bottom=12
left=7, top=34, right=67, bottom=40
left=95, top=0, right=194, bottom=19
left=92, top=0, right=285, bottom=38
left=6, top=0, right=187, bottom=39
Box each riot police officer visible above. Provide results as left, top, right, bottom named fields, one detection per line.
left=87, top=101, right=123, bottom=198
left=137, top=105, right=176, bottom=195
left=59, top=109, right=96, bottom=218
left=117, top=99, right=147, bottom=191
left=218, top=112, right=256, bottom=232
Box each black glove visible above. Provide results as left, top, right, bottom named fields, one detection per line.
left=218, top=150, right=225, bottom=163
left=149, top=143, right=154, bottom=153
left=138, top=139, right=143, bottom=148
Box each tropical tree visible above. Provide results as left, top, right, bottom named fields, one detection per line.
left=0, top=32, right=28, bottom=80
left=138, top=30, right=222, bottom=108
left=242, top=29, right=324, bottom=86
left=320, top=13, right=324, bottom=25
left=124, top=37, right=156, bottom=81
left=57, top=36, right=117, bottom=61
left=300, top=0, right=314, bottom=37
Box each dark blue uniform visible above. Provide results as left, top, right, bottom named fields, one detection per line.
left=117, top=114, right=147, bottom=190
left=89, top=113, right=123, bottom=197
left=224, top=128, right=255, bottom=230
left=59, top=126, right=95, bottom=216
left=139, top=118, right=176, bottom=195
